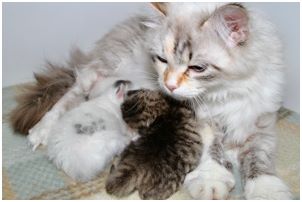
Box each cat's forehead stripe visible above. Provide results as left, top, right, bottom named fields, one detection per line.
left=165, top=29, right=192, bottom=65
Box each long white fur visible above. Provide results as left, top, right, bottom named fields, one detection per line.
left=47, top=77, right=132, bottom=181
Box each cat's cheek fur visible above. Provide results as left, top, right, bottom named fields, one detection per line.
left=244, top=175, right=293, bottom=200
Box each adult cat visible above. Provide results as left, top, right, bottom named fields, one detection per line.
left=11, top=3, right=292, bottom=199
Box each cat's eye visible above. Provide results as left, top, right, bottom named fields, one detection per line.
left=188, top=64, right=207, bottom=72
left=156, top=55, right=168, bottom=63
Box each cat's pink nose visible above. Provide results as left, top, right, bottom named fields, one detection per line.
left=165, top=83, right=178, bottom=92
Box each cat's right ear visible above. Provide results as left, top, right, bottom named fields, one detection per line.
left=211, top=4, right=249, bottom=48
left=150, top=2, right=168, bottom=16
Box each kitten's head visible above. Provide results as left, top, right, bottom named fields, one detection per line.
left=145, top=3, right=251, bottom=100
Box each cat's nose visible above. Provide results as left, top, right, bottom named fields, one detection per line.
left=165, top=83, right=178, bottom=92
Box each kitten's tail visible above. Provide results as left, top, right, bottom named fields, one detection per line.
left=105, top=164, right=138, bottom=197
left=9, top=47, right=90, bottom=135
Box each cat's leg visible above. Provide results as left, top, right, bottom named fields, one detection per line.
left=239, top=130, right=293, bottom=199
left=28, top=66, right=102, bottom=150
left=184, top=124, right=235, bottom=199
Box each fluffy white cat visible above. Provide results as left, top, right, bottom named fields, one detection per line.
left=47, top=77, right=132, bottom=182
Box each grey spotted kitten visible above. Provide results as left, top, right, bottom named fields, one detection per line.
left=47, top=78, right=132, bottom=182
left=105, top=89, right=203, bottom=199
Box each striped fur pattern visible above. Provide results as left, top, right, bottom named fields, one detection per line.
left=105, top=89, right=202, bottom=199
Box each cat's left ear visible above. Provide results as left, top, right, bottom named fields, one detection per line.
left=150, top=2, right=168, bottom=16
left=212, top=4, right=249, bottom=48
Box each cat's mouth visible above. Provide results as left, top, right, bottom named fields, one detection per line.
left=159, top=84, right=204, bottom=101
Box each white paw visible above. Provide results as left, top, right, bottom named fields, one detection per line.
left=28, top=120, right=51, bottom=151
left=245, top=175, right=293, bottom=200
left=184, top=159, right=235, bottom=199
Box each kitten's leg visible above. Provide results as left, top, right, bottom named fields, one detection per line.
left=106, top=157, right=137, bottom=197
left=28, top=66, right=101, bottom=150
left=184, top=124, right=235, bottom=199
left=239, top=129, right=293, bottom=199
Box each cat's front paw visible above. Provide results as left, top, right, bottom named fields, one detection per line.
left=244, top=174, right=293, bottom=199
left=28, top=118, right=52, bottom=151
left=184, top=159, right=235, bottom=199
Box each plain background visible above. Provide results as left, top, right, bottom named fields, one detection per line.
left=2, top=3, right=300, bottom=113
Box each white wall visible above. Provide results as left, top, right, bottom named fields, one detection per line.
left=247, top=3, right=300, bottom=113
left=3, top=3, right=300, bottom=113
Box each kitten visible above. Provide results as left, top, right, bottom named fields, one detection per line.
left=105, top=89, right=202, bottom=199
left=47, top=78, right=132, bottom=182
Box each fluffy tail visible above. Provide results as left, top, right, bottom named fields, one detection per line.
left=105, top=164, right=137, bottom=197
left=9, top=48, right=90, bottom=135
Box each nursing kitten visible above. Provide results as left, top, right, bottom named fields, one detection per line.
left=106, top=89, right=202, bottom=199
left=47, top=78, right=132, bottom=182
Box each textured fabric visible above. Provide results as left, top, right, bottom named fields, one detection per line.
left=2, top=86, right=300, bottom=199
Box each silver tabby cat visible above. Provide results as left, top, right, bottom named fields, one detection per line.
left=25, top=2, right=292, bottom=199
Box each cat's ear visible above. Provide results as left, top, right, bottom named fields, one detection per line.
left=212, top=4, right=249, bottom=47
left=150, top=2, right=168, bottom=16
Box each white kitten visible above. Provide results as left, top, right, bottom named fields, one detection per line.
left=47, top=77, right=132, bottom=182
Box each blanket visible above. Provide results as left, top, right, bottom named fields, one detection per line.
left=2, top=85, right=300, bottom=199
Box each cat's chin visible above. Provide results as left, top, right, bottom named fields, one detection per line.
left=159, top=86, right=204, bottom=101
left=159, top=89, right=187, bottom=101
left=160, top=89, right=201, bottom=101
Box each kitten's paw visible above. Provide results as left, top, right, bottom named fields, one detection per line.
left=184, top=159, right=235, bottom=199
left=105, top=166, right=136, bottom=197
left=244, top=175, right=293, bottom=199
left=28, top=120, right=51, bottom=151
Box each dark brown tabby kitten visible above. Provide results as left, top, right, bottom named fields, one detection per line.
left=105, top=89, right=203, bottom=199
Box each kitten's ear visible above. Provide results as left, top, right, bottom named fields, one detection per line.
left=212, top=4, right=249, bottom=47
left=150, top=2, right=168, bottom=16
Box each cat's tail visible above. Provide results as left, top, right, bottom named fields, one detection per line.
left=9, top=47, right=90, bottom=135
left=105, top=163, right=138, bottom=197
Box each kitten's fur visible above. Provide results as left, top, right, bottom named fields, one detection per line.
left=47, top=77, right=131, bottom=181
left=11, top=3, right=292, bottom=199
left=106, top=89, right=202, bottom=199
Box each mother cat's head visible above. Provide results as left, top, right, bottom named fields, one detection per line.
left=144, top=3, right=283, bottom=102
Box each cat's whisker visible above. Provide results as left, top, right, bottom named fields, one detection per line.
left=195, top=95, right=215, bottom=128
